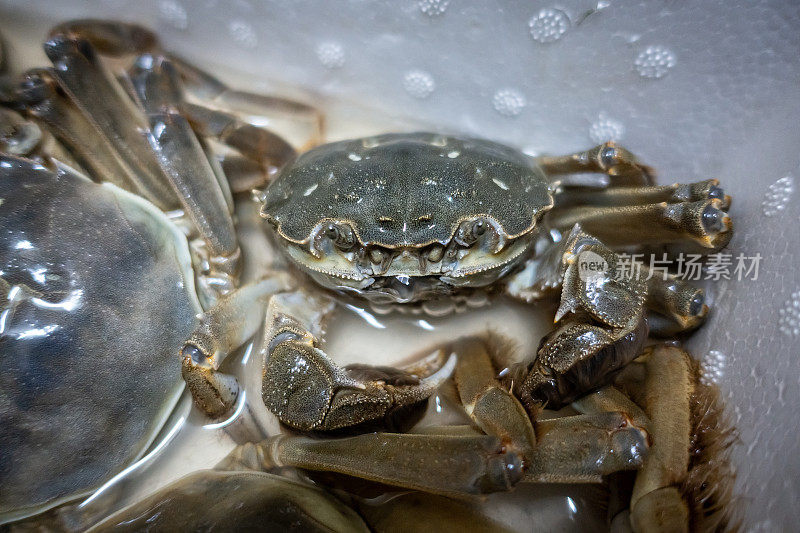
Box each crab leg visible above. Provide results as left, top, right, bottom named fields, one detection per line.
left=545, top=198, right=732, bottom=251
left=218, top=154, right=275, bottom=194
left=219, top=326, right=646, bottom=495
left=182, top=102, right=297, bottom=172
left=219, top=414, right=644, bottom=495
left=43, top=19, right=317, bottom=183
left=609, top=345, right=701, bottom=533
left=553, top=178, right=730, bottom=210
left=537, top=142, right=655, bottom=186
left=43, top=34, right=179, bottom=208
left=639, top=264, right=709, bottom=335
left=47, top=19, right=158, bottom=56
left=574, top=346, right=736, bottom=532
left=548, top=177, right=730, bottom=331
left=572, top=385, right=651, bottom=434
left=505, top=226, right=650, bottom=412
left=223, top=431, right=522, bottom=496
left=181, top=272, right=294, bottom=417
left=45, top=20, right=321, bottom=147
left=526, top=412, right=647, bottom=483
left=261, top=290, right=454, bottom=431
left=451, top=336, right=537, bottom=459
left=169, top=55, right=324, bottom=151
left=449, top=336, right=647, bottom=483
left=13, top=68, right=150, bottom=197
left=127, top=55, right=241, bottom=282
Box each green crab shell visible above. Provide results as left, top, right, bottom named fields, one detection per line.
left=0, top=156, right=201, bottom=522
left=261, top=132, right=554, bottom=248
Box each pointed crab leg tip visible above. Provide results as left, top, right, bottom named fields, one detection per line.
left=554, top=303, right=570, bottom=323
left=422, top=352, right=457, bottom=387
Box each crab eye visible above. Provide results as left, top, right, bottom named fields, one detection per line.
left=324, top=223, right=355, bottom=250
left=325, top=224, right=339, bottom=240
left=455, top=218, right=488, bottom=247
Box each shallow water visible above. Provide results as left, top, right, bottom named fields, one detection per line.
left=22, top=199, right=608, bottom=532
left=0, top=13, right=611, bottom=531
left=0, top=196, right=611, bottom=532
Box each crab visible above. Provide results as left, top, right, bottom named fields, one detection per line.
left=0, top=19, right=736, bottom=532
left=0, top=19, right=311, bottom=525
left=199, top=132, right=734, bottom=527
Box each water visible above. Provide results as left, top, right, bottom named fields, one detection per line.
left=0, top=13, right=609, bottom=531
left=48, top=199, right=607, bottom=531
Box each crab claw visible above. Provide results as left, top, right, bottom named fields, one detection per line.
left=263, top=339, right=455, bottom=432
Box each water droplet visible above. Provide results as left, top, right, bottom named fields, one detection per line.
left=701, top=349, right=727, bottom=385
left=316, top=42, right=346, bottom=69
left=634, top=45, right=676, bottom=79
left=761, top=175, right=794, bottom=217
left=418, top=0, right=449, bottom=17
left=348, top=153, right=362, bottom=162
left=403, top=70, right=436, bottom=99
left=528, top=8, right=570, bottom=44
left=778, top=290, right=800, bottom=337
left=492, top=89, right=526, bottom=117
left=159, top=1, right=188, bottom=30
left=447, top=150, right=460, bottom=158
left=589, top=113, right=625, bottom=143
left=228, top=20, right=257, bottom=49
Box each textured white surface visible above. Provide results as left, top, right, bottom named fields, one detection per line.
left=2, top=1, right=800, bottom=529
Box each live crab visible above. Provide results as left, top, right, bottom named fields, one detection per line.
left=0, top=20, right=736, bottom=532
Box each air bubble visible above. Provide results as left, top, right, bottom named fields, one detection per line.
left=492, top=89, right=526, bottom=117
left=228, top=20, right=257, bottom=49
left=418, top=0, right=450, bottom=16
left=761, top=175, right=794, bottom=217
left=778, top=291, right=800, bottom=337
left=159, top=1, right=188, bottom=30
left=634, top=45, right=676, bottom=79
left=316, top=42, right=346, bottom=69
left=528, top=8, right=570, bottom=44
left=701, top=349, right=727, bottom=386
left=589, top=113, right=625, bottom=143
left=403, top=70, right=436, bottom=99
